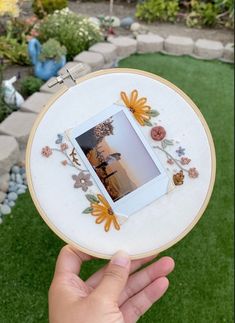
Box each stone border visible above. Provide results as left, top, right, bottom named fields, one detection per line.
left=0, top=33, right=234, bottom=219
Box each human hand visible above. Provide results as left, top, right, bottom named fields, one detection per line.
left=49, top=245, right=174, bottom=323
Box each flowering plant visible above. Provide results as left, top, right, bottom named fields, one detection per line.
left=38, top=8, right=103, bottom=60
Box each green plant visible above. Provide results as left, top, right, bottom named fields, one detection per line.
left=0, top=36, right=30, bottom=65
left=32, top=0, right=68, bottom=18
left=38, top=8, right=102, bottom=60
left=39, top=38, right=67, bottom=62
left=20, top=76, right=44, bottom=97
left=136, top=0, right=179, bottom=23
left=186, top=0, right=218, bottom=27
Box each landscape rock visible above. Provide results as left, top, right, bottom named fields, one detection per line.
left=0, top=191, right=6, bottom=203
left=89, top=42, right=117, bottom=63
left=0, top=204, right=11, bottom=215
left=222, top=43, right=234, bottom=62
left=0, top=173, right=10, bottom=193
left=0, top=136, right=20, bottom=176
left=120, top=17, right=134, bottom=29
left=194, top=39, right=224, bottom=59
left=0, top=112, right=37, bottom=149
left=8, top=201, right=15, bottom=207
left=20, top=92, right=52, bottom=114
left=74, top=51, right=105, bottom=71
left=8, top=192, right=18, bottom=201
left=137, top=34, right=164, bottom=53
left=12, top=165, right=20, bottom=174
left=108, top=37, right=137, bottom=57
left=164, top=36, right=194, bottom=55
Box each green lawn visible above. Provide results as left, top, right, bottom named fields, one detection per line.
left=0, top=54, right=234, bottom=323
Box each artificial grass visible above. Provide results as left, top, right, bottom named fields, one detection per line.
left=0, top=53, right=234, bottom=323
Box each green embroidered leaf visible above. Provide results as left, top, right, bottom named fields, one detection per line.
left=85, top=194, right=99, bottom=204
left=164, top=139, right=174, bottom=146
left=82, top=207, right=93, bottom=214
left=144, top=120, right=153, bottom=127
left=149, top=109, right=160, bottom=117
left=161, top=140, right=167, bottom=149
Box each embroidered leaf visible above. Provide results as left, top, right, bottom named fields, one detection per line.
left=164, top=139, right=174, bottom=146
left=85, top=194, right=99, bottom=204
left=55, top=134, right=63, bottom=144
left=161, top=140, right=167, bottom=149
left=149, top=109, right=160, bottom=117
left=69, top=148, right=81, bottom=166
left=144, top=120, right=153, bottom=127
left=82, top=207, right=93, bottom=214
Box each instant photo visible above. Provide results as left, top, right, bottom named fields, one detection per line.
left=75, top=111, right=160, bottom=202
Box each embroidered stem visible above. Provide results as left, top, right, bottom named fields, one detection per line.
left=154, top=146, right=189, bottom=173
left=51, top=148, right=89, bottom=172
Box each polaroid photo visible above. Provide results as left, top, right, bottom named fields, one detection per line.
left=67, top=104, right=174, bottom=217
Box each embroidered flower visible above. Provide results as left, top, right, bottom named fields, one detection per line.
left=167, top=159, right=174, bottom=165
left=188, top=168, right=199, bottom=178
left=91, top=194, right=120, bottom=232
left=60, top=143, right=68, bottom=151
left=151, top=126, right=166, bottom=141
left=72, top=172, right=92, bottom=191
left=176, top=146, right=185, bottom=157
left=41, top=146, right=52, bottom=157
left=173, top=170, right=184, bottom=185
left=120, top=89, right=151, bottom=126
left=61, top=160, right=68, bottom=166
left=180, top=157, right=191, bottom=165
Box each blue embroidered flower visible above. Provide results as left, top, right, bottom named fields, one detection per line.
left=55, top=133, right=63, bottom=144
left=176, top=146, right=185, bottom=157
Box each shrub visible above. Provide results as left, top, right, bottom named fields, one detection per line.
left=186, top=1, right=218, bottom=27
left=20, top=76, right=44, bottom=97
left=32, top=0, right=68, bottom=18
left=0, top=36, right=30, bottom=65
left=136, top=0, right=179, bottom=23
left=40, top=38, right=67, bottom=61
left=38, top=8, right=102, bottom=60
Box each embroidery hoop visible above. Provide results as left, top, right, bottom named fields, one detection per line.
left=26, top=68, right=216, bottom=259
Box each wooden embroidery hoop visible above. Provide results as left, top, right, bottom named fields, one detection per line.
left=26, top=68, right=216, bottom=259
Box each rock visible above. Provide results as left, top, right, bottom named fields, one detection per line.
left=222, top=43, right=234, bottom=63
left=131, top=22, right=141, bottom=32
left=10, top=173, right=16, bottom=181
left=104, top=16, right=120, bottom=27
left=194, top=39, right=224, bottom=59
left=17, top=184, right=27, bottom=190
left=89, top=42, right=117, bottom=63
left=88, top=16, right=101, bottom=27
left=8, top=186, right=17, bottom=193
left=0, top=191, right=6, bottom=203
left=20, top=92, right=52, bottom=114
left=164, top=36, right=194, bottom=55
left=12, top=165, right=20, bottom=174
left=0, top=136, right=20, bottom=176
left=108, top=37, right=137, bottom=58
left=74, top=51, right=105, bottom=71
left=17, top=188, right=26, bottom=195
left=8, top=200, right=15, bottom=207
left=0, top=112, right=37, bottom=149
left=137, top=34, right=164, bottom=53
left=0, top=204, right=11, bottom=215
left=8, top=192, right=18, bottom=201
left=16, top=174, right=23, bottom=184
left=120, top=17, right=134, bottom=29
left=0, top=173, right=10, bottom=193
left=19, top=167, right=25, bottom=175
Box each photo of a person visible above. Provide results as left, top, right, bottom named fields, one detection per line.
left=76, top=111, right=160, bottom=202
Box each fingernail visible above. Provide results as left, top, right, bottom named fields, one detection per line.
left=111, top=251, right=130, bottom=268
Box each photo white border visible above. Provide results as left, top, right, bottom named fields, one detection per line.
left=68, top=104, right=172, bottom=217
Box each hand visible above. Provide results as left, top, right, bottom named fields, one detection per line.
left=49, top=245, right=174, bottom=323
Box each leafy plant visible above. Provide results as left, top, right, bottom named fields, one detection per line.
left=20, top=76, right=44, bottom=97
left=186, top=0, right=218, bottom=27
left=39, top=38, right=67, bottom=62
left=38, top=8, right=102, bottom=60
left=136, top=0, right=179, bottom=23
left=0, top=36, right=30, bottom=65
left=32, top=0, right=68, bottom=18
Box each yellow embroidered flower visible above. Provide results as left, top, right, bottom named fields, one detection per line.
left=91, top=194, right=120, bottom=232
left=121, top=89, right=160, bottom=126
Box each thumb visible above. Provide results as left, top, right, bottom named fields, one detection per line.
left=93, top=251, right=130, bottom=302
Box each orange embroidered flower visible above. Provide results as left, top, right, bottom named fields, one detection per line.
left=120, top=89, right=152, bottom=126
left=91, top=194, right=120, bottom=232
left=41, top=146, right=52, bottom=157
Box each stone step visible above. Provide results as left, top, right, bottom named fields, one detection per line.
left=0, top=136, right=19, bottom=176
left=164, top=36, right=194, bottom=55
left=222, top=43, right=234, bottom=63
left=194, top=39, right=224, bottom=59
left=137, top=34, right=164, bottom=53
left=0, top=112, right=37, bottom=149
left=89, top=42, right=117, bottom=63
left=73, top=51, right=104, bottom=71
left=108, top=36, right=137, bottom=58
left=20, top=92, right=52, bottom=114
